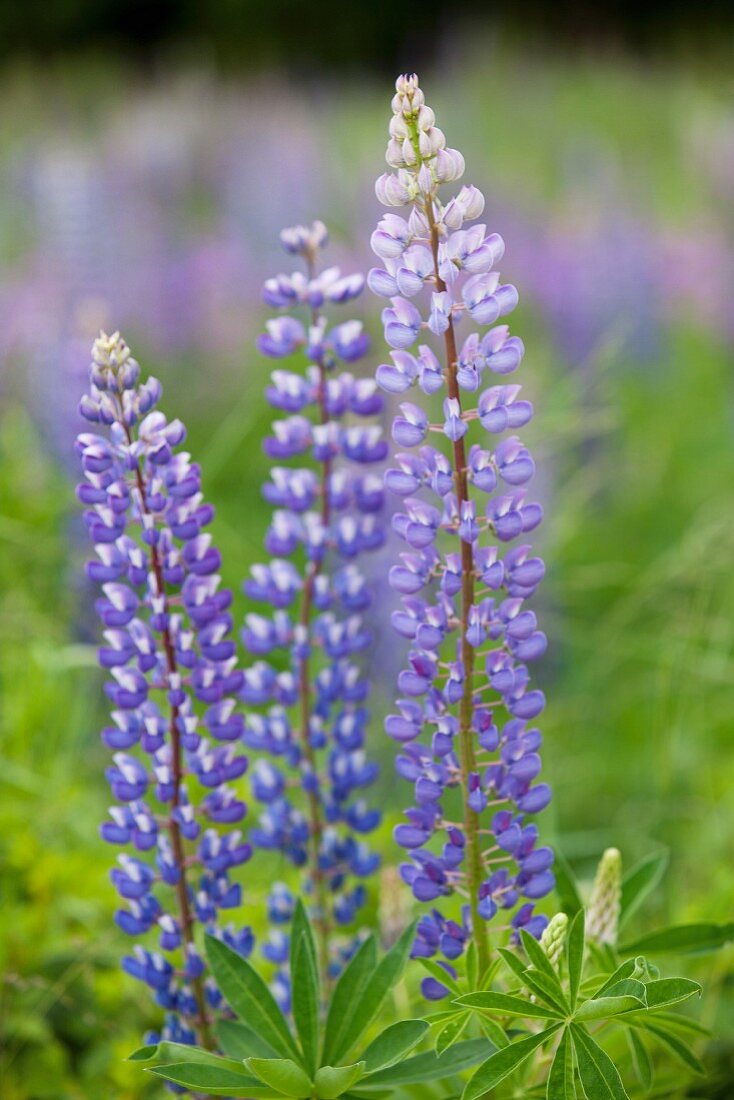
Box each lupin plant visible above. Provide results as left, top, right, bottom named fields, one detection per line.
left=370, top=74, right=553, bottom=991
left=242, top=221, right=384, bottom=995
left=74, top=76, right=725, bottom=1100
left=76, top=332, right=253, bottom=1050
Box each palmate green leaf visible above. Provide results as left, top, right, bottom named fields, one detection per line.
left=360, top=1020, right=429, bottom=1073
left=291, top=929, right=320, bottom=1075
left=205, top=934, right=301, bottom=1063
left=290, top=898, right=319, bottom=977
left=322, top=934, right=377, bottom=1065
left=497, top=945, right=530, bottom=983
left=455, top=989, right=564, bottom=1020
left=635, top=1023, right=705, bottom=1075
left=574, top=993, right=646, bottom=1022
left=216, top=1018, right=280, bottom=1060
left=601, top=978, right=648, bottom=1001
left=328, top=921, right=416, bottom=1065
left=571, top=1025, right=629, bottom=1100
left=149, top=1062, right=277, bottom=1097
left=547, top=1028, right=575, bottom=1100
left=245, top=1056, right=313, bottom=1097
left=647, top=1010, right=710, bottom=1037
left=626, top=1029, right=653, bottom=1092
left=436, top=1012, right=470, bottom=1055
left=619, top=921, right=734, bottom=956
left=461, top=1025, right=561, bottom=1100
left=129, top=1042, right=247, bottom=1074
left=594, top=957, right=642, bottom=996
left=523, top=969, right=570, bottom=1013
left=417, top=957, right=463, bottom=996
left=520, top=928, right=566, bottom=992
left=476, top=1013, right=510, bottom=1049
left=567, top=911, right=586, bottom=1011
left=620, top=852, right=669, bottom=929
left=289, top=899, right=320, bottom=1074
left=354, top=1038, right=492, bottom=1090
left=495, top=948, right=567, bottom=1012
left=313, top=1062, right=366, bottom=1098
left=642, top=977, right=701, bottom=1010
left=554, top=849, right=584, bottom=917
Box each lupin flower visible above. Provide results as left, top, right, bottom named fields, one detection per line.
left=372, top=76, right=554, bottom=997
left=244, top=222, right=384, bottom=996
left=76, top=332, right=253, bottom=1051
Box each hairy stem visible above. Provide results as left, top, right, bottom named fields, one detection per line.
left=425, top=198, right=490, bottom=976
left=294, top=258, right=333, bottom=989
left=129, top=440, right=213, bottom=1051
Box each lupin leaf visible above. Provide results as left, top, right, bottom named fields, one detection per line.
left=547, top=1029, right=575, bottom=1100
left=620, top=852, right=669, bottom=929
left=643, top=977, right=701, bottom=1010
left=360, top=1020, right=429, bottom=1073
left=355, top=1038, right=492, bottom=1089
left=291, top=927, right=320, bottom=1074
left=216, top=1018, right=280, bottom=1060
left=245, top=1057, right=313, bottom=1097
left=313, top=1062, right=366, bottom=1098
left=566, top=911, right=586, bottom=1011
left=461, top=1026, right=561, bottom=1100
left=456, top=989, right=564, bottom=1020
left=148, top=1062, right=276, bottom=1097
left=328, top=921, right=416, bottom=1064
left=626, top=1029, right=653, bottom=1092
left=205, top=934, right=301, bottom=1063
left=619, top=921, right=734, bottom=956
left=554, top=849, right=584, bottom=916
left=633, top=1023, right=704, bottom=1075
left=435, top=1012, right=470, bottom=1055
left=571, top=1025, right=629, bottom=1099
left=322, top=934, right=377, bottom=1065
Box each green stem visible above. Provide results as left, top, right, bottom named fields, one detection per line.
left=425, top=198, right=490, bottom=978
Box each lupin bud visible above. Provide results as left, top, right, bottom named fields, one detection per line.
left=540, top=912, right=569, bottom=970
left=587, top=847, right=622, bottom=945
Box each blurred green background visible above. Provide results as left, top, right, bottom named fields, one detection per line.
left=1, top=3, right=733, bottom=1097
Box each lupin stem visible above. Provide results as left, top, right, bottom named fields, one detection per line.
left=294, top=252, right=333, bottom=991
left=425, top=199, right=490, bottom=977
left=129, top=437, right=214, bottom=1051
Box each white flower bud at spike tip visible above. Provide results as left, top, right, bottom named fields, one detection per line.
left=587, top=847, right=622, bottom=946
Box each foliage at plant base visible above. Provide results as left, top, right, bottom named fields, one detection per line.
left=130, top=902, right=491, bottom=1097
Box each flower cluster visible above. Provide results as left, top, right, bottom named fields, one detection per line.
left=371, top=76, right=554, bottom=995
left=76, top=332, right=253, bottom=1048
left=243, top=222, right=384, bottom=995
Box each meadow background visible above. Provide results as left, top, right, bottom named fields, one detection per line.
left=1, top=3, right=733, bottom=1096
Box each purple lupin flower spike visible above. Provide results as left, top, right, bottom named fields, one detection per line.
left=371, top=76, right=554, bottom=996
left=76, top=332, right=253, bottom=1049
left=244, top=222, right=384, bottom=997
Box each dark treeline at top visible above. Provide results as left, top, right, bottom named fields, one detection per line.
left=0, top=0, right=730, bottom=70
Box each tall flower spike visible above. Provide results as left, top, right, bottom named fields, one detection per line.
left=372, top=76, right=554, bottom=997
left=76, top=332, right=253, bottom=1050
left=245, top=223, right=384, bottom=996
